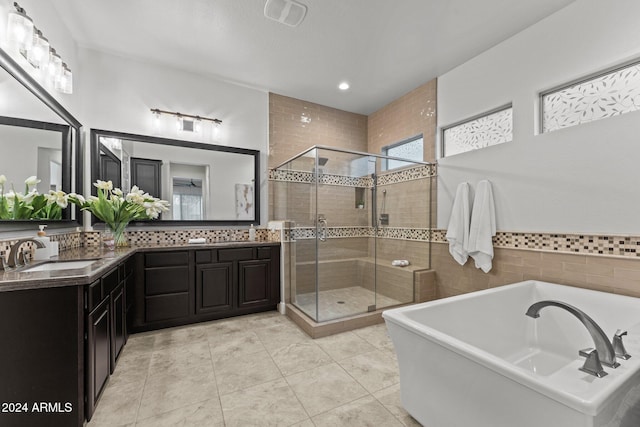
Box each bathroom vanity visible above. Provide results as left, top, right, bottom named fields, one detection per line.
left=0, top=241, right=280, bottom=427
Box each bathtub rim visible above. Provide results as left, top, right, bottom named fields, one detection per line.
left=382, top=280, right=640, bottom=417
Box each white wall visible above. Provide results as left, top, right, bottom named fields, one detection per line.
left=437, top=0, right=640, bottom=235
left=78, top=48, right=269, bottom=224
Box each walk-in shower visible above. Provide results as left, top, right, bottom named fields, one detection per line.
left=272, top=145, right=433, bottom=323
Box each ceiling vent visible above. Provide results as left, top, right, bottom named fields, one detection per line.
left=264, top=0, right=307, bottom=27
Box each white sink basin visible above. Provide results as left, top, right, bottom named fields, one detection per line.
left=24, top=260, right=97, bottom=272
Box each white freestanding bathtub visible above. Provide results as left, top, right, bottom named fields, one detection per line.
left=383, top=280, right=640, bottom=427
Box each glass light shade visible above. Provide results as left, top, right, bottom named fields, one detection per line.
left=27, top=31, right=50, bottom=69
left=6, top=9, right=34, bottom=52
left=48, top=50, right=63, bottom=83
left=64, top=67, right=73, bottom=94
left=59, top=64, right=72, bottom=94
left=151, top=111, right=162, bottom=134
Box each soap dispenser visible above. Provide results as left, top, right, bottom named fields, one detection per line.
left=249, top=224, right=256, bottom=241
left=33, top=225, right=51, bottom=260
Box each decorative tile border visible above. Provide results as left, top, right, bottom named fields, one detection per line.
left=287, top=226, right=430, bottom=242
left=269, top=164, right=435, bottom=188
left=431, top=229, right=640, bottom=258
left=377, top=164, right=436, bottom=186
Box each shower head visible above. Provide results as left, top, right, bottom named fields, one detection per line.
left=318, top=157, right=329, bottom=166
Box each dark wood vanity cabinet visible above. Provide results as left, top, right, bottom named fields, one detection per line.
left=86, top=292, right=110, bottom=421
left=195, top=245, right=279, bottom=318
left=85, top=260, right=131, bottom=421
left=0, top=286, right=84, bottom=427
left=131, top=245, right=280, bottom=332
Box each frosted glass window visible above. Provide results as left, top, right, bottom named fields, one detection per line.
left=383, top=136, right=423, bottom=170
left=442, top=106, right=512, bottom=157
left=542, top=62, right=640, bottom=133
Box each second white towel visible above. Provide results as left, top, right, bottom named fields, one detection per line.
left=466, top=180, right=496, bottom=273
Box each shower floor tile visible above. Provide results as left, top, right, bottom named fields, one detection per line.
left=294, top=286, right=402, bottom=322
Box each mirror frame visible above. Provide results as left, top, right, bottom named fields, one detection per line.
left=90, top=128, right=261, bottom=226
left=0, top=48, right=83, bottom=230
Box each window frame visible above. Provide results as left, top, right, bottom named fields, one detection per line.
left=381, top=134, right=424, bottom=171
left=440, top=103, right=512, bottom=158
left=539, top=57, right=640, bottom=134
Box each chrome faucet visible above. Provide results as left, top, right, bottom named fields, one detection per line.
left=525, top=300, right=619, bottom=375
left=6, top=238, right=46, bottom=268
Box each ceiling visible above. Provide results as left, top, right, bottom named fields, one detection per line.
left=51, top=0, right=576, bottom=115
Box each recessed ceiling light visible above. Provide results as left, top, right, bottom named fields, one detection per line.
left=338, top=82, right=350, bottom=91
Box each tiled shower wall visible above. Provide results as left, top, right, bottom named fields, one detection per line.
left=367, top=79, right=438, bottom=163
left=268, top=93, right=368, bottom=168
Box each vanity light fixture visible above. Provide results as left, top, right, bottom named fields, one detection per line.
left=4, top=2, right=73, bottom=94
left=151, top=108, right=222, bottom=140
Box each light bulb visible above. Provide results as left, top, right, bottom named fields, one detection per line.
left=28, top=30, right=50, bottom=69
left=6, top=7, right=34, bottom=53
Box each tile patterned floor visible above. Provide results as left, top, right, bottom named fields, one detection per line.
left=87, top=311, right=422, bottom=427
left=294, top=286, right=402, bottom=322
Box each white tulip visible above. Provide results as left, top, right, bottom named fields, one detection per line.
left=0, top=175, right=6, bottom=186
left=94, top=180, right=113, bottom=191
left=24, top=176, right=41, bottom=187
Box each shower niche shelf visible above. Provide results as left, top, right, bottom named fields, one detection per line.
left=355, top=187, right=366, bottom=209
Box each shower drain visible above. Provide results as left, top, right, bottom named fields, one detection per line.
left=336, top=301, right=345, bottom=304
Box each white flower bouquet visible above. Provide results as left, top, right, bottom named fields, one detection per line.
left=0, top=175, right=77, bottom=220
left=69, top=180, right=170, bottom=247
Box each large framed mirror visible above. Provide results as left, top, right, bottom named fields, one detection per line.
left=91, top=129, right=260, bottom=225
left=0, top=48, right=82, bottom=230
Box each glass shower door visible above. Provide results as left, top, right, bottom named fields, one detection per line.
left=315, top=148, right=375, bottom=321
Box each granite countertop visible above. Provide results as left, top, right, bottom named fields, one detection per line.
left=0, top=240, right=280, bottom=292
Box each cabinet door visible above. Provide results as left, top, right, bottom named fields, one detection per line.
left=86, top=297, right=110, bottom=421
left=238, top=259, right=271, bottom=309
left=196, top=262, right=234, bottom=314
left=110, top=282, right=126, bottom=373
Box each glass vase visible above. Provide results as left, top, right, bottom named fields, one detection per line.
left=106, top=223, right=129, bottom=248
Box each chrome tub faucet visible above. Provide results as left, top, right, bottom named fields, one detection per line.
left=526, top=300, right=620, bottom=377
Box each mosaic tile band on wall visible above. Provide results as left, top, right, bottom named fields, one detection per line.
left=269, top=164, right=436, bottom=187
left=286, top=227, right=430, bottom=242
left=431, top=229, right=640, bottom=258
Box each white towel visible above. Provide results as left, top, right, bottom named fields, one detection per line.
left=466, top=180, right=496, bottom=273
left=446, top=182, right=471, bottom=266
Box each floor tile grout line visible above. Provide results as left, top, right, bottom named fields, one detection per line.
left=206, top=337, right=227, bottom=427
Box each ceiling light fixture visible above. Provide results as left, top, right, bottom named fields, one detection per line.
left=5, top=2, right=73, bottom=94
left=264, top=0, right=308, bottom=27
left=338, top=82, right=350, bottom=91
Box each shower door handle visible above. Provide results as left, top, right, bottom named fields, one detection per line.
left=318, top=215, right=328, bottom=242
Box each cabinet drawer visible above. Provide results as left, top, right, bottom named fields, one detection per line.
left=145, top=293, right=189, bottom=322
left=195, top=250, right=217, bottom=264
left=145, top=251, right=189, bottom=267
left=124, top=256, right=135, bottom=277
left=145, top=266, right=189, bottom=295
left=219, top=247, right=253, bottom=261
left=257, top=247, right=272, bottom=259
left=87, top=279, right=102, bottom=311
left=102, top=267, right=119, bottom=296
